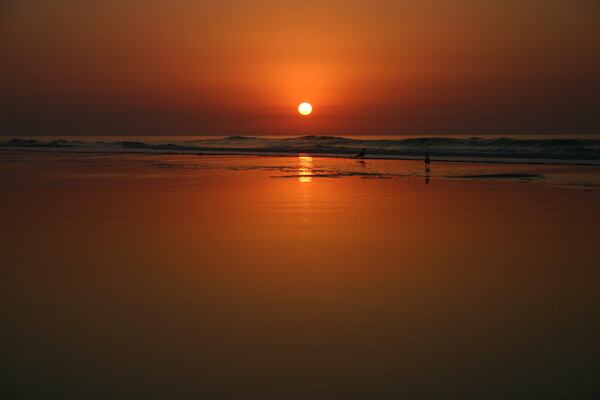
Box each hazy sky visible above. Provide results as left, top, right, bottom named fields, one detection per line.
left=1, top=0, right=599, bottom=135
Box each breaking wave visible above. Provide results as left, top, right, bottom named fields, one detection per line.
left=2, top=135, right=600, bottom=164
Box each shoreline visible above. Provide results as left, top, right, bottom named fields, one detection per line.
left=2, top=147, right=600, bottom=167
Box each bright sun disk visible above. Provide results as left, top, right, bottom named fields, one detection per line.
left=298, top=102, right=312, bottom=116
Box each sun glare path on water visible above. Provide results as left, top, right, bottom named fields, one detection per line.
left=298, top=155, right=313, bottom=183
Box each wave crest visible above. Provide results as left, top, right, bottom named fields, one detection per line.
left=2, top=135, right=599, bottom=163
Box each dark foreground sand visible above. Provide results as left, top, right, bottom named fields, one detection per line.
left=1, top=152, right=600, bottom=399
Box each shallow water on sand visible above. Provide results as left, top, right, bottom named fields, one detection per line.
left=1, top=153, right=600, bottom=399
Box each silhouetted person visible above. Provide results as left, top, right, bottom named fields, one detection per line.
left=356, top=148, right=366, bottom=158
left=424, top=152, right=431, bottom=172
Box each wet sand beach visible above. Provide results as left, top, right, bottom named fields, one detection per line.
left=2, top=152, right=600, bottom=399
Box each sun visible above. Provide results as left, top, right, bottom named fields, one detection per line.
left=298, top=102, right=313, bottom=116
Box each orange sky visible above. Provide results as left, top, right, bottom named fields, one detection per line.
left=1, top=0, right=599, bottom=135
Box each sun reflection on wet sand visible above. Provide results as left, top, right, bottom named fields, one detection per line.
left=298, top=155, right=313, bottom=183
left=296, top=155, right=313, bottom=233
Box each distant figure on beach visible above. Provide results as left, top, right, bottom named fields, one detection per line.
left=424, top=153, right=431, bottom=172
left=356, top=148, right=366, bottom=158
